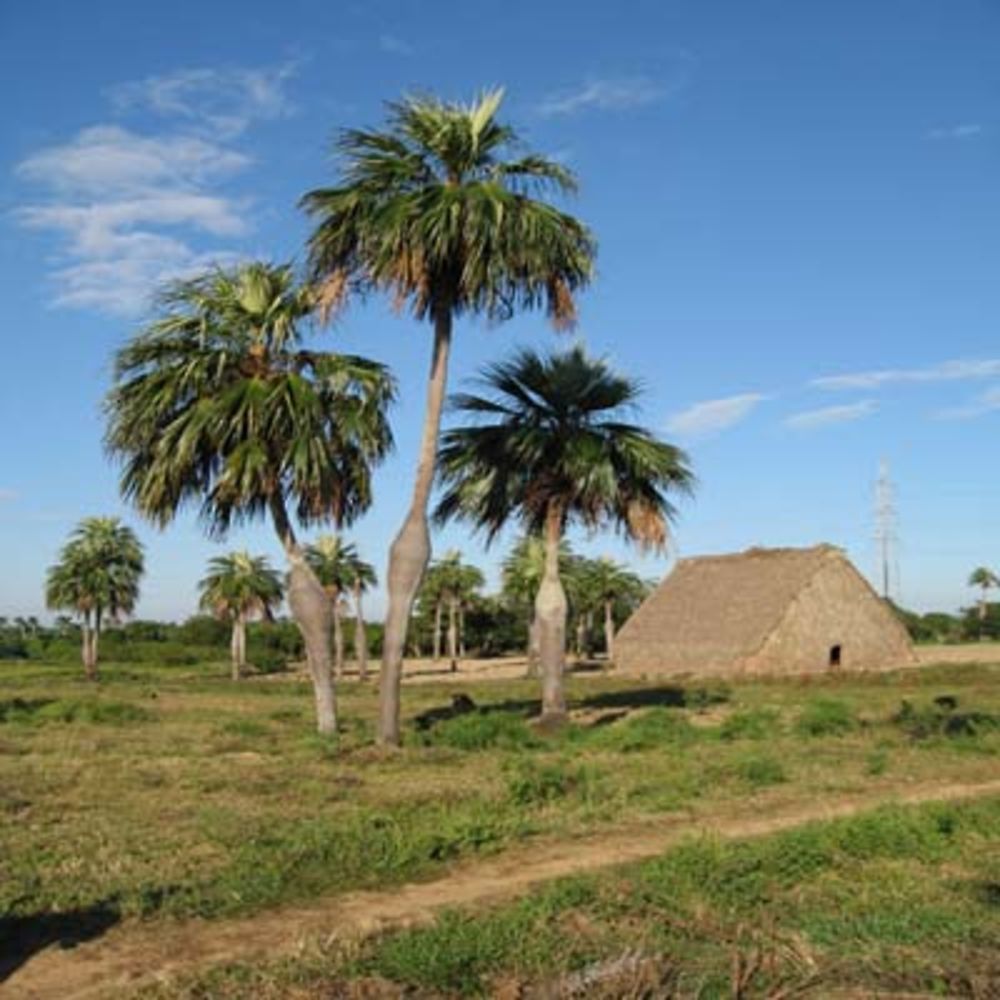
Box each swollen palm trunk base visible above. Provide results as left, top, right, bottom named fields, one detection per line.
left=287, top=560, right=337, bottom=733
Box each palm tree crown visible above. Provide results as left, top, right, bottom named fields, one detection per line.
left=301, top=89, right=595, bottom=325
left=305, top=535, right=359, bottom=597
left=434, top=345, right=695, bottom=546
left=198, top=551, right=283, bottom=622
left=969, top=566, right=999, bottom=590
left=106, top=262, right=395, bottom=540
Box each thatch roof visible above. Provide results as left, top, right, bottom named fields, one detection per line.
left=617, top=544, right=847, bottom=663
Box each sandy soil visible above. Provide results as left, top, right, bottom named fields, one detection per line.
left=5, top=778, right=999, bottom=999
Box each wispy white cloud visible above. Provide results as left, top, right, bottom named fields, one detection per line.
left=785, top=400, right=876, bottom=430
left=811, top=359, right=1000, bottom=391
left=378, top=34, right=414, bottom=55
left=15, top=64, right=293, bottom=316
left=537, top=77, right=669, bottom=117
left=935, top=385, right=1000, bottom=421
left=926, top=123, right=983, bottom=141
left=107, top=63, right=296, bottom=138
left=665, top=393, right=767, bottom=438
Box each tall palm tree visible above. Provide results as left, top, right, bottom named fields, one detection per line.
left=45, top=516, right=145, bottom=679
left=199, top=552, right=284, bottom=680
left=416, top=564, right=448, bottom=662
left=344, top=549, right=377, bottom=680
left=105, top=262, right=394, bottom=733
left=968, top=566, right=999, bottom=635
left=435, top=346, right=694, bottom=722
left=305, top=535, right=358, bottom=679
left=302, top=89, right=596, bottom=746
left=501, top=534, right=574, bottom=673
left=425, top=551, right=485, bottom=671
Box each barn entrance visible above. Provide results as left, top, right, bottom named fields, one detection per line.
left=829, top=644, right=842, bottom=668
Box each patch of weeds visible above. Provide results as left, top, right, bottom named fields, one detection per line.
left=504, top=757, right=605, bottom=807
left=892, top=698, right=998, bottom=741
left=267, top=706, right=305, bottom=723
left=795, top=698, right=856, bottom=737
left=419, top=711, right=541, bottom=751
left=0, top=697, right=154, bottom=725
left=733, top=754, right=787, bottom=787
left=591, top=708, right=699, bottom=753
left=866, top=748, right=890, bottom=775
left=217, top=718, right=272, bottom=740
left=718, top=707, right=782, bottom=741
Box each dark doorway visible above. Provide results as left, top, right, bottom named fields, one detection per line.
left=829, top=644, right=842, bottom=668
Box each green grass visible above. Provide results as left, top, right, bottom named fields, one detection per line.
left=1, top=656, right=998, bottom=941
left=149, top=797, right=1000, bottom=998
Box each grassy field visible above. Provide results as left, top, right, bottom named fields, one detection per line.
left=1, top=655, right=998, bottom=995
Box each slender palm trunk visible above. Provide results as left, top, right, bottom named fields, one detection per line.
left=535, top=504, right=567, bottom=722
left=525, top=613, right=540, bottom=678
left=231, top=613, right=247, bottom=681
left=458, top=605, right=466, bottom=659
left=604, top=599, right=615, bottom=664
left=448, top=594, right=458, bottom=672
left=333, top=595, right=345, bottom=679
left=379, top=307, right=452, bottom=747
left=575, top=616, right=586, bottom=658
left=89, top=608, right=102, bottom=681
left=353, top=582, right=369, bottom=681
left=432, top=601, right=443, bottom=661
left=81, top=611, right=96, bottom=681
left=271, top=496, right=337, bottom=733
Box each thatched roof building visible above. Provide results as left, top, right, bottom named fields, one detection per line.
left=615, top=545, right=917, bottom=677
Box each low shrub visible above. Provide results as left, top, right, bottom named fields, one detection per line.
left=503, top=757, right=605, bottom=806
left=734, top=755, right=787, bottom=787
left=795, top=698, right=856, bottom=737
left=420, top=711, right=541, bottom=751
left=892, top=698, right=998, bottom=741
left=718, top=708, right=782, bottom=741
left=0, top=697, right=154, bottom=725
left=591, top=708, right=698, bottom=753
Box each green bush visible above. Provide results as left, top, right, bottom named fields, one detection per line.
left=420, top=711, right=541, bottom=751
left=592, top=708, right=698, bottom=752
left=0, top=697, right=153, bottom=725
left=795, top=698, right=856, bottom=737
left=892, top=698, right=998, bottom=741
left=505, top=758, right=603, bottom=806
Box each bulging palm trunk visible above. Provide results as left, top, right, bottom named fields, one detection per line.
left=272, top=496, right=337, bottom=734
left=604, top=599, right=615, bottom=664
left=353, top=583, right=369, bottom=681
left=81, top=611, right=97, bottom=681
left=448, top=595, right=458, bottom=672
left=379, top=308, right=452, bottom=747
left=535, top=505, right=567, bottom=722
left=525, top=613, right=541, bottom=678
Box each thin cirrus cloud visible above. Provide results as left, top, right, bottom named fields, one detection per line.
left=15, top=64, right=296, bottom=317
left=784, top=400, right=876, bottom=430
left=665, top=393, right=767, bottom=438
left=935, top=386, right=1000, bottom=421
left=536, top=77, right=669, bottom=117
left=378, top=34, right=415, bottom=55
left=810, top=359, right=1000, bottom=391
left=926, top=123, right=983, bottom=141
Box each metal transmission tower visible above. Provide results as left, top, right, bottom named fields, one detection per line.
left=874, top=459, right=899, bottom=600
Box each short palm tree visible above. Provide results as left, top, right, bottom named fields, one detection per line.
left=968, top=566, right=999, bottom=633
left=305, top=535, right=358, bottom=679
left=302, top=89, right=596, bottom=745
left=576, top=556, right=646, bottom=663
left=435, top=346, right=694, bottom=721
left=425, top=551, right=485, bottom=670
left=45, top=516, right=145, bottom=679
left=105, top=262, right=394, bottom=733
left=199, top=552, right=284, bottom=680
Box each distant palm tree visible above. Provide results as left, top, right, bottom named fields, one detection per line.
left=45, top=516, right=145, bottom=679
left=305, top=535, right=359, bottom=679
left=345, top=550, right=377, bottom=680
left=302, top=89, right=595, bottom=746
left=106, top=262, right=394, bottom=733
left=199, top=552, right=284, bottom=680
left=426, top=551, right=485, bottom=671
left=574, top=556, right=646, bottom=664
left=435, top=346, right=694, bottom=721
left=968, top=566, right=999, bottom=635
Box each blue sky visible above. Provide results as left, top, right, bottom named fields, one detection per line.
left=1, top=0, right=997, bottom=620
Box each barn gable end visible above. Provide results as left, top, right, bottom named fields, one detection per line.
left=615, top=544, right=917, bottom=677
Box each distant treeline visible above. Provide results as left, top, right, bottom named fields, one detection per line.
left=890, top=602, right=1000, bottom=644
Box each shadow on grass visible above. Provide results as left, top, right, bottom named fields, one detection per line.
left=0, top=900, right=120, bottom=981
left=0, top=698, right=55, bottom=723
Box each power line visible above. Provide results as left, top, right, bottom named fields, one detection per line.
left=874, top=458, right=899, bottom=600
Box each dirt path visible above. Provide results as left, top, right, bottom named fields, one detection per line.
left=6, top=779, right=1000, bottom=999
